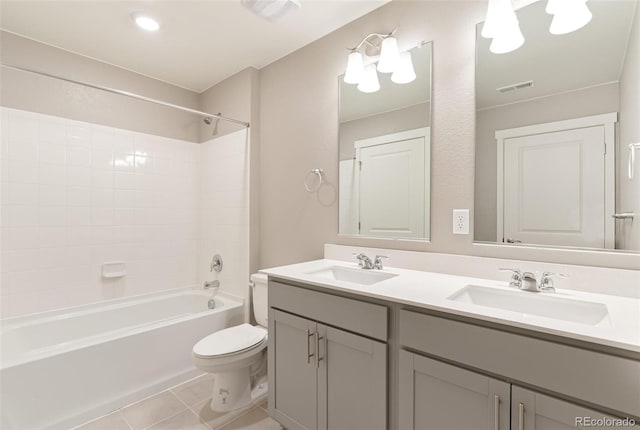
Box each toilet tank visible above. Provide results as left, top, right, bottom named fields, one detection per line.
left=250, top=273, right=268, bottom=328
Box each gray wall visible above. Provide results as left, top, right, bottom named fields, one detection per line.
left=0, top=31, right=201, bottom=142
left=259, top=0, right=639, bottom=269
left=475, top=83, right=620, bottom=242
left=618, top=4, right=640, bottom=251
left=198, top=67, right=257, bottom=142
left=339, top=102, right=430, bottom=161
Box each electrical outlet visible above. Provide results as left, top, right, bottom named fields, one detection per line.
left=453, top=209, right=470, bottom=235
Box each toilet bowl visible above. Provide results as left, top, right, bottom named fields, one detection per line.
left=192, top=273, right=269, bottom=412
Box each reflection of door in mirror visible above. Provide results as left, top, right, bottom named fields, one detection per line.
left=338, top=42, right=433, bottom=240
left=341, top=128, right=430, bottom=238
left=474, top=0, right=640, bottom=252
left=496, top=114, right=616, bottom=249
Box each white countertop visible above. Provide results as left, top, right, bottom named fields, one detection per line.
left=261, top=259, right=640, bottom=354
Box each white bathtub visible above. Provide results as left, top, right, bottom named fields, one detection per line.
left=0, top=287, right=244, bottom=430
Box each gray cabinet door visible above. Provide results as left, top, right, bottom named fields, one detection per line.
left=511, top=386, right=636, bottom=430
left=399, top=350, right=510, bottom=430
left=317, top=324, right=386, bottom=430
left=269, top=309, right=318, bottom=430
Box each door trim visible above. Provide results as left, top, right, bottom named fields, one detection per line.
left=495, top=112, right=617, bottom=248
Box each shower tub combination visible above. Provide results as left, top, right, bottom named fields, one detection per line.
left=0, top=287, right=244, bottom=430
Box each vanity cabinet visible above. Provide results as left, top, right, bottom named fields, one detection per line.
left=266, top=276, right=639, bottom=430
left=399, top=309, right=639, bottom=429
left=510, top=387, right=635, bottom=430
left=270, top=310, right=318, bottom=430
left=268, top=280, right=388, bottom=430
left=399, top=350, right=510, bottom=430
left=399, top=351, right=630, bottom=430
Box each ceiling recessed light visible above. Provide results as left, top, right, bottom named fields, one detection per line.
left=131, top=12, right=160, bottom=31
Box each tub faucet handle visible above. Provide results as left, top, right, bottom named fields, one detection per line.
left=210, top=254, right=223, bottom=273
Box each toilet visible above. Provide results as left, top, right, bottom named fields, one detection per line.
left=192, top=273, right=269, bottom=412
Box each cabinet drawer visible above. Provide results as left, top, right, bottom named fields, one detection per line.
left=399, top=309, right=640, bottom=418
left=269, top=280, right=388, bottom=341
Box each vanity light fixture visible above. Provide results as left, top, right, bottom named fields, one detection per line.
left=343, top=29, right=416, bottom=93
left=546, top=0, right=592, bottom=35
left=357, top=64, right=381, bottom=93
left=482, top=0, right=593, bottom=55
left=391, top=51, right=416, bottom=84
left=481, top=0, right=524, bottom=54
left=131, top=12, right=160, bottom=31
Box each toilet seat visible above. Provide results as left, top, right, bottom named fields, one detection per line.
left=193, top=324, right=267, bottom=359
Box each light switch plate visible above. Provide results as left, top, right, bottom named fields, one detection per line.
left=453, top=209, right=470, bottom=235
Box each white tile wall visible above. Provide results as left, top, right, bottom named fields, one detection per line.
left=1, top=107, right=207, bottom=317
left=198, top=129, right=250, bottom=316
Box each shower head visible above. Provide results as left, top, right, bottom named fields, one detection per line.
left=203, top=113, right=222, bottom=136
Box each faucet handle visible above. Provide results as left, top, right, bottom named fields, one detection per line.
left=373, top=255, right=388, bottom=269
left=498, top=268, right=522, bottom=288
left=353, top=252, right=371, bottom=268
left=539, top=272, right=568, bottom=292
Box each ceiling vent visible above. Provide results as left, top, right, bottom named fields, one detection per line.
left=241, top=0, right=301, bottom=22
left=496, top=80, right=534, bottom=93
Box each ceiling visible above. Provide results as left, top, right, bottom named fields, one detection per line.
left=476, top=0, right=638, bottom=109
left=0, top=0, right=389, bottom=93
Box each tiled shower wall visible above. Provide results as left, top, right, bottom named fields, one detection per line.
left=0, top=107, right=205, bottom=317
left=198, top=130, right=250, bottom=309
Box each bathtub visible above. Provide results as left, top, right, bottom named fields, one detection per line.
left=0, top=287, right=244, bottom=430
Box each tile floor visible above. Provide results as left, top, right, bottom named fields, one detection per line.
left=73, top=374, right=282, bottom=430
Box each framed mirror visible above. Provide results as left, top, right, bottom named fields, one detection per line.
left=474, top=0, right=640, bottom=252
left=338, top=41, right=432, bottom=240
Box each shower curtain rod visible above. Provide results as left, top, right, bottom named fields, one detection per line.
left=1, top=63, right=250, bottom=128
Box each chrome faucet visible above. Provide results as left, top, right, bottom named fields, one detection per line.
left=499, top=268, right=567, bottom=292
left=354, top=253, right=375, bottom=269
left=520, top=272, right=540, bottom=292
left=373, top=255, right=388, bottom=270
left=354, top=253, right=388, bottom=270
left=538, top=272, right=568, bottom=292
left=499, top=268, right=523, bottom=289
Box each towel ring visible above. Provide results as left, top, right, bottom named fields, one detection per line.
left=304, top=168, right=324, bottom=193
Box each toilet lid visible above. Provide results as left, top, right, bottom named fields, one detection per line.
left=193, top=324, right=267, bottom=358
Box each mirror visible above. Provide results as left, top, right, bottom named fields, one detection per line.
left=474, top=0, right=640, bottom=252
left=338, top=42, right=432, bottom=240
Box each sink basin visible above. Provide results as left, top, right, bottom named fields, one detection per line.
left=305, top=266, right=398, bottom=286
left=447, top=285, right=610, bottom=326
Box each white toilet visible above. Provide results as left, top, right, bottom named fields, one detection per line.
left=192, top=273, right=269, bottom=412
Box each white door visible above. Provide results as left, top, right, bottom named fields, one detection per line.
left=502, top=126, right=607, bottom=248
left=356, top=128, right=429, bottom=238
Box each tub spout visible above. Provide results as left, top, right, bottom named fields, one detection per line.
left=204, top=280, right=220, bottom=290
